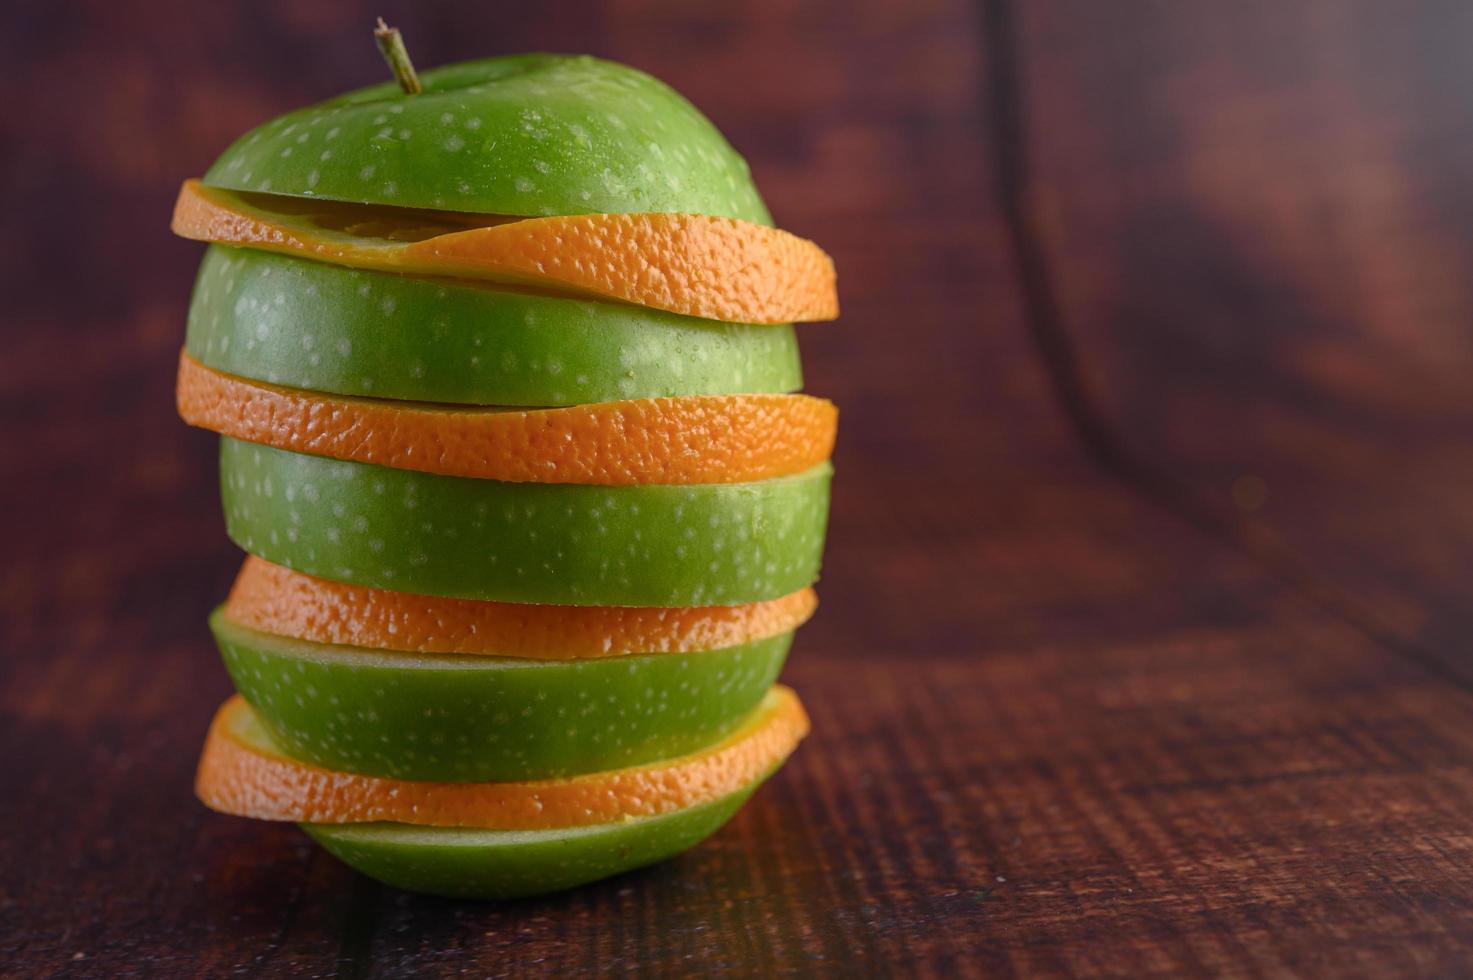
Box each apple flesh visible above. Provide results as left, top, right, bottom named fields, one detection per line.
left=187, top=245, right=802, bottom=406
left=203, top=55, right=771, bottom=224
left=220, top=439, right=831, bottom=606
left=303, top=775, right=766, bottom=900
left=213, top=609, right=793, bottom=782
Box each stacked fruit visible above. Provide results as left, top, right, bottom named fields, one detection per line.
left=171, top=48, right=838, bottom=899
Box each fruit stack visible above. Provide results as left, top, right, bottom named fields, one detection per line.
left=171, top=48, right=838, bottom=899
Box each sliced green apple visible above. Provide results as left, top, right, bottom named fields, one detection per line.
left=219, top=438, right=831, bottom=606
left=213, top=608, right=793, bottom=782
left=204, top=55, right=771, bottom=224
left=302, top=776, right=766, bottom=900
left=186, top=246, right=802, bottom=407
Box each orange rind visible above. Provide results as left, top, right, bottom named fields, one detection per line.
left=177, top=352, right=836, bottom=485
left=195, top=686, right=810, bottom=829
left=223, top=556, right=818, bottom=659
left=171, top=180, right=838, bottom=324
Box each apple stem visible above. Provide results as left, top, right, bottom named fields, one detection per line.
left=374, top=18, right=423, bottom=95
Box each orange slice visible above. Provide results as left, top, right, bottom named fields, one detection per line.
left=171, top=180, right=839, bottom=324
left=224, top=556, right=818, bottom=659
left=196, top=686, right=809, bottom=829
left=176, top=352, right=836, bottom=485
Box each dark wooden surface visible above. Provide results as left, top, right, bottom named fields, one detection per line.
left=6, top=1, right=1473, bottom=975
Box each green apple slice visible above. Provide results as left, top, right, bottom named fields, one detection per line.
left=301, top=775, right=767, bottom=900
left=203, top=55, right=771, bottom=224
left=186, top=246, right=803, bottom=407
left=219, top=439, right=831, bottom=606
left=213, top=608, right=793, bottom=782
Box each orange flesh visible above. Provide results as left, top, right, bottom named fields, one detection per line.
left=172, top=180, right=839, bottom=324
left=224, top=556, right=818, bottom=659
left=177, top=352, right=836, bottom=485
left=195, top=686, right=809, bottom=829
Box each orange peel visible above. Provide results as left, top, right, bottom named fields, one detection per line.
left=223, top=556, right=818, bottom=659
left=176, top=352, right=836, bottom=485
left=171, top=180, right=838, bottom=324
left=195, top=686, right=809, bottom=829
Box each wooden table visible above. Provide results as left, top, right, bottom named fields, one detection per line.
left=7, top=2, right=1473, bottom=975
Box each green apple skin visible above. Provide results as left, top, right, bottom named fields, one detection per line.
left=219, top=439, right=831, bottom=606
left=302, top=776, right=767, bottom=900
left=187, top=245, right=802, bottom=407
left=203, top=55, right=771, bottom=224
left=214, top=608, right=793, bottom=782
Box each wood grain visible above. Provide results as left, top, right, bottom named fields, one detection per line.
left=6, top=0, right=1473, bottom=976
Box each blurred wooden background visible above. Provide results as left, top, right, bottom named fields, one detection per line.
left=6, top=1, right=1473, bottom=975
